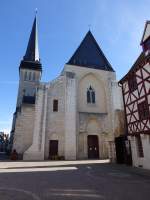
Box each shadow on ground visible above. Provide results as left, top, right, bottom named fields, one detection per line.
left=0, top=162, right=150, bottom=200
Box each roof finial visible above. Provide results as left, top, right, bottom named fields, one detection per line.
left=35, top=8, right=38, bottom=15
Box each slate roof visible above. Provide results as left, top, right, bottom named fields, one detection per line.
left=20, top=60, right=42, bottom=71
left=20, top=14, right=42, bottom=71
left=24, top=15, right=39, bottom=62
left=67, top=31, right=115, bottom=72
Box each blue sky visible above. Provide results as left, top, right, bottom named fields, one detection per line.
left=0, top=0, right=150, bottom=133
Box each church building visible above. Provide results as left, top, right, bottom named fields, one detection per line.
left=11, top=15, right=123, bottom=160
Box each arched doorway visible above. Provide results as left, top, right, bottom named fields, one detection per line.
left=87, top=135, right=99, bottom=159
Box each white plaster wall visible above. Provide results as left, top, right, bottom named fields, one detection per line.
left=129, top=135, right=150, bottom=169
left=143, top=23, right=150, bottom=42
left=142, top=135, right=150, bottom=169
left=129, top=136, right=140, bottom=167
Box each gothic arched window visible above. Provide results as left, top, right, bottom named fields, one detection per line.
left=33, top=72, right=36, bottom=81
left=28, top=72, right=31, bottom=81
left=87, top=86, right=95, bottom=104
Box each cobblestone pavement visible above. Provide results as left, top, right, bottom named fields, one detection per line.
left=0, top=161, right=150, bottom=200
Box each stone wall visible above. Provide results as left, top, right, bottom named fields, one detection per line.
left=13, top=104, right=35, bottom=156
left=13, top=63, right=124, bottom=161
left=63, top=64, right=123, bottom=160
left=17, top=69, right=41, bottom=107
left=44, top=76, right=65, bottom=159
left=64, top=72, right=77, bottom=160
left=23, top=84, right=48, bottom=160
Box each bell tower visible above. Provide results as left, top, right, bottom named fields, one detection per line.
left=10, top=13, right=42, bottom=151
left=16, top=13, right=42, bottom=108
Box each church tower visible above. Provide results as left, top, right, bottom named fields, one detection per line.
left=17, top=13, right=42, bottom=108
left=10, top=14, right=42, bottom=155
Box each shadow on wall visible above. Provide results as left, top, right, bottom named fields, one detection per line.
left=114, top=109, right=126, bottom=138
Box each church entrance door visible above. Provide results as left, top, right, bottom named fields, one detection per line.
left=49, top=140, right=58, bottom=159
left=88, top=135, right=99, bottom=159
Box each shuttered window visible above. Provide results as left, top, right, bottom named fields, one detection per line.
left=138, top=101, right=149, bottom=120
left=136, top=135, right=144, bottom=158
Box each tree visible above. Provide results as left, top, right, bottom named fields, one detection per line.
left=0, top=132, right=9, bottom=152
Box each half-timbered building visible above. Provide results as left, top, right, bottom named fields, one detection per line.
left=119, top=21, right=150, bottom=169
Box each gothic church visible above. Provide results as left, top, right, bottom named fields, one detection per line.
left=11, top=15, right=123, bottom=160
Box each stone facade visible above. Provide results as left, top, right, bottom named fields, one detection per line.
left=13, top=104, right=35, bottom=157
left=12, top=63, right=123, bottom=161
left=11, top=23, right=124, bottom=161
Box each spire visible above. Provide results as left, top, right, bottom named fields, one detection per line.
left=67, top=31, right=114, bottom=72
left=23, top=12, right=40, bottom=62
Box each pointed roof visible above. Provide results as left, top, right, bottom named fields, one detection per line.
left=119, top=52, right=145, bottom=84
left=67, top=31, right=114, bottom=72
left=20, top=14, right=42, bottom=71
left=141, top=21, right=150, bottom=44
left=24, top=14, right=40, bottom=62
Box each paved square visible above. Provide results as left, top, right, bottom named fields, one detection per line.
left=0, top=161, right=150, bottom=200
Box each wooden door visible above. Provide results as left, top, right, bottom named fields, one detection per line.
left=88, top=135, right=99, bottom=159
left=115, top=136, right=125, bottom=164
left=115, top=136, right=132, bottom=165
left=49, top=140, right=58, bottom=159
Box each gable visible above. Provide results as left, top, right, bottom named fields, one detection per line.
left=141, top=21, right=150, bottom=44
left=119, top=52, right=145, bottom=84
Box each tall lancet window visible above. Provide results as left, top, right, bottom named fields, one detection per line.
left=24, top=71, right=27, bottom=81
left=87, top=86, right=95, bottom=104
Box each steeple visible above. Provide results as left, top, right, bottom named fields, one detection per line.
left=24, top=13, right=39, bottom=62
left=20, top=12, right=42, bottom=71
left=67, top=31, right=114, bottom=72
